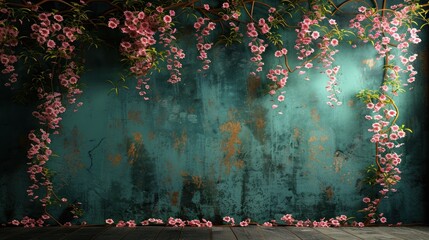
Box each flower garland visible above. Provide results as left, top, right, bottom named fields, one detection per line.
left=1, top=0, right=428, bottom=227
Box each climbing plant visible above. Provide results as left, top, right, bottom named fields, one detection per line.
left=1, top=0, right=428, bottom=227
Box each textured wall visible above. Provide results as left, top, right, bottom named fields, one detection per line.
left=1, top=24, right=428, bottom=225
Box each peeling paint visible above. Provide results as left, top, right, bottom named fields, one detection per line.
left=333, top=151, right=347, bottom=173
left=220, top=121, right=242, bottom=174
left=173, top=131, right=187, bottom=153
left=362, top=58, right=376, bottom=69
left=311, top=109, right=320, bottom=122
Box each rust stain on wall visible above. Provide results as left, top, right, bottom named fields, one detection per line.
left=128, top=132, right=143, bottom=165
left=293, top=128, right=300, bottom=140
left=320, top=136, right=329, bottom=142
left=128, top=111, right=144, bottom=125
left=311, top=109, right=320, bottom=122
left=173, top=131, right=187, bottom=153
left=347, top=100, right=355, bottom=107
left=247, top=74, right=261, bottom=100
left=108, top=154, right=122, bottom=166
left=128, top=143, right=136, bottom=159
left=133, top=132, right=143, bottom=142
left=325, top=186, right=334, bottom=200
left=171, top=191, right=179, bottom=206
left=220, top=121, right=242, bottom=174
left=64, top=153, right=85, bottom=175
left=308, top=136, right=317, bottom=143
left=309, top=147, right=317, bottom=161
left=246, top=106, right=266, bottom=143
left=192, top=176, right=203, bottom=189
left=362, top=58, right=376, bottom=69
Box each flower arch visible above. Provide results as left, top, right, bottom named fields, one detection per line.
left=1, top=0, right=428, bottom=227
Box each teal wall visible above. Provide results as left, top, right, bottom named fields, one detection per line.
left=1, top=20, right=428, bottom=225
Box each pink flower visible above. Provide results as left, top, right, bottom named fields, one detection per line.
left=240, top=221, right=249, bottom=227
left=329, top=19, right=336, bottom=25
left=358, top=6, right=366, bottom=13
left=223, top=216, right=231, bottom=222
left=47, top=39, right=56, bottom=49
left=156, top=6, right=164, bottom=13
left=54, top=14, right=63, bottom=22
left=64, top=222, right=72, bottom=227
left=281, top=48, right=288, bottom=55
left=204, top=4, right=210, bottom=10
left=386, top=110, right=396, bottom=117
left=304, top=62, right=313, bottom=69
left=330, top=39, right=339, bottom=46
left=311, top=31, right=320, bottom=39
left=137, top=12, right=145, bottom=19
left=380, top=217, right=387, bottom=223
left=222, top=2, right=230, bottom=8
left=11, top=220, right=20, bottom=226
left=163, top=15, right=172, bottom=24
left=363, top=197, right=371, bottom=203
left=278, top=95, right=285, bottom=102
left=274, top=51, right=283, bottom=57
left=108, top=18, right=119, bottom=29
left=116, top=221, right=126, bottom=227
left=141, top=220, right=149, bottom=225
left=105, top=218, right=114, bottom=225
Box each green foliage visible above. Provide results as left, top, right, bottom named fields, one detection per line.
left=107, top=75, right=129, bottom=95
left=363, top=164, right=379, bottom=186
left=356, top=89, right=380, bottom=103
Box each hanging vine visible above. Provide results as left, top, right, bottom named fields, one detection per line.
left=1, top=0, right=428, bottom=227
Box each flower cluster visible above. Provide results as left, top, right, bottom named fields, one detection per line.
left=58, top=62, right=83, bottom=111
left=27, top=90, right=65, bottom=203
left=247, top=22, right=268, bottom=74
left=349, top=4, right=421, bottom=94
left=0, top=9, right=19, bottom=87
left=110, top=10, right=158, bottom=77
left=364, top=94, right=406, bottom=193
left=30, top=12, right=81, bottom=59
left=267, top=64, right=288, bottom=111
left=9, top=215, right=51, bottom=228
left=325, top=66, right=342, bottom=107
left=281, top=214, right=364, bottom=228
left=105, top=217, right=213, bottom=228
left=158, top=10, right=186, bottom=84
left=194, top=17, right=216, bottom=71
